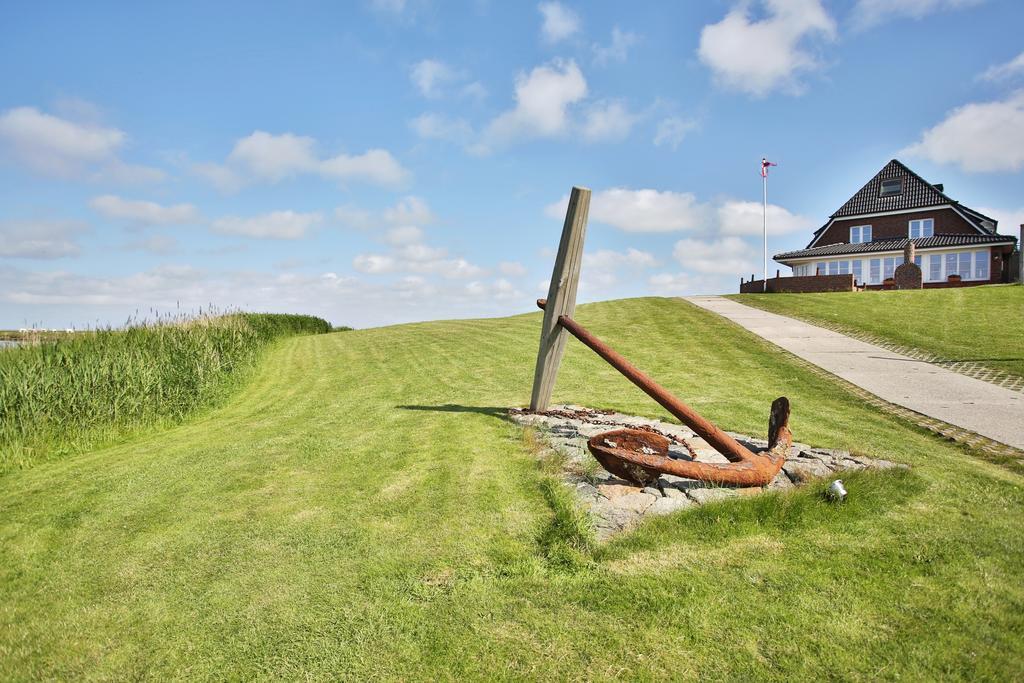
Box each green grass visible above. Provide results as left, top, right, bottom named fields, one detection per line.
left=1, top=297, right=1022, bottom=679
left=730, top=284, right=1024, bottom=378
left=0, top=313, right=330, bottom=473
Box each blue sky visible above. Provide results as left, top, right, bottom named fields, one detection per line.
left=1, top=0, right=1022, bottom=329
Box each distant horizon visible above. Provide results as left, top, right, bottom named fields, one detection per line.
left=2, top=1, right=1022, bottom=329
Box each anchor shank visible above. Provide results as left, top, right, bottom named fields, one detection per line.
left=555, top=313, right=757, bottom=464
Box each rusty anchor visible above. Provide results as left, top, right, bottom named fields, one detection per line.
left=536, top=298, right=792, bottom=487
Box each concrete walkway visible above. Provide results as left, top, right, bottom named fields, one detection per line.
left=685, top=296, right=1024, bottom=450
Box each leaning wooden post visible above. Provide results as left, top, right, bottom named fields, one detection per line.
left=530, top=186, right=591, bottom=411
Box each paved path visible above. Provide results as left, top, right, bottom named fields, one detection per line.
left=685, top=296, right=1024, bottom=450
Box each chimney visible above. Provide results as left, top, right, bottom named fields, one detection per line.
left=904, top=240, right=916, bottom=264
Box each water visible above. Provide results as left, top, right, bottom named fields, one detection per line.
left=0, top=340, right=22, bottom=349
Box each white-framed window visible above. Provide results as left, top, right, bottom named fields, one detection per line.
left=881, top=256, right=906, bottom=280
left=929, top=254, right=941, bottom=282
left=850, top=225, right=872, bottom=244
left=816, top=262, right=827, bottom=276
left=838, top=260, right=850, bottom=274
left=869, top=258, right=881, bottom=284
left=828, top=261, right=839, bottom=275
left=852, top=260, right=863, bottom=284
left=946, top=253, right=958, bottom=277
left=909, top=218, right=934, bottom=239
left=975, top=251, right=989, bottom=280
left=959, top=252, right=971, bottom=277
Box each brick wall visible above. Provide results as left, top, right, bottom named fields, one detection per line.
left=740, top=274, right=855, bottom=294
left=814, top=207, right=975, bottom=246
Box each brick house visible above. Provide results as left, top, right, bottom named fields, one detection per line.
left=773, top=160, right=1017, bottom=289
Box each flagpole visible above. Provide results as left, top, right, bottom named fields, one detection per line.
left=762, top=160, right=768, bottom=292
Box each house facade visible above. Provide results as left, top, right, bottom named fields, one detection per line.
left=774, top=160, right=1017, bottom=288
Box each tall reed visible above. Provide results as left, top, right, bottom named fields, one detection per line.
left=0, top=312, right=331, bottom=473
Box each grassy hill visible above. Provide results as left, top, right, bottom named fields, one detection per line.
left=730, top=284, right=1024, bottom=379
left=1, top=297, right=1022, bottom=679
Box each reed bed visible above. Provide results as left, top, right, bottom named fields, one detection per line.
left=0, top=312, right=331, bottom=473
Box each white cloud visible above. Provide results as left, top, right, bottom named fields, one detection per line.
left=850, top=0, right=982, bottom=30
left=383, top=195, right=435, bottom=226
left=582, top=247, right=659, bottom=288
left=420, top=59, right=637, bottom=152
left=0, top=105, right=164, bottom=182
left=334, top=205, right=375, bottom=230
left=352, top=254, right=397, bottom=274
left=409, top=113, right=475, bottom=145
left=717, top=200, right=815, bottom=236
left=485, top=59, right=587, bottom=143
left=385, top=225, right=425, bottom=245
left=320, top=148, right=409, bottom=185
left=353, top=249, right=486, bottom=279
left=586, top=248, right=658, bottom=270
left=89, top=195, right=199, bottom=226
left=979, top=51, right=1024, bottom=82
left=464, top=277, right=523, bottom=302
left=123, top=235, right=178, bottom=254
left=353, top=215, right=486, bottom=280
left=336, top=196, right=435, bottom=232
left=697, top=0, right=836, bottom=97
left=975, top=206, right=1024, bottom=235
left=0, top=263, right=536, bottom=330
left=582, top=101, right=639, bottom=142
left=461, top=82, right=488, bottom=101
left=592, top=27, right=638, bottom=65
left=227, top=131, right=317, bottom=181
left=538, top=2, right=580, bottom=43
left=197, top=131, right=409, bottom=190
left=647, top=272, right=696, bottom=296
left=902, top=91, right=1024, bottom=172
left=646, top=271, right=733, bottom=297
left=409, top=60, right=483, bottom=101
left=211, top=211, right=323, bottom=239
left=0, top=219, right=87, bottom=259
left=0, top=106, right=123, bottom=172
left=396, top=242, right=447, bottom=261
left=546, top=187, right=810, bottom=238
left=411, top=59, right=459, bottom=98
left=673, top=236, right=759, bottom=275
left=547, top=188, right=710, bottom=232
left=499, top=261, right=528, bottom=276
left=653, top=117, right=698, bottom=150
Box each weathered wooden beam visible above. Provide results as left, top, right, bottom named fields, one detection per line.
left=529, top=186, right=591, bottom=411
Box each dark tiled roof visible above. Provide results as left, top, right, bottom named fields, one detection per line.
left=958, top=204, right=999, bottom=230
left=776, top=233, right=1017, bottom=261
left=806, top=159, right=998, bottom=246
left=831, top=160, right=949, bottom=218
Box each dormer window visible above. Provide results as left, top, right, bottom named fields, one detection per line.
left=879, top=178, right=903, bottom=197
left=850, top=225, right=872, bottom=244
left=909, top=218, right=934, bottom=239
